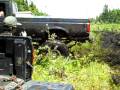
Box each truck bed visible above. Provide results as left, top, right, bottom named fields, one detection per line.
left=17, top=17, right=90, bottom=41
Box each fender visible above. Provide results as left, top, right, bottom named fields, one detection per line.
left=49, top=26, right=69, bottom=35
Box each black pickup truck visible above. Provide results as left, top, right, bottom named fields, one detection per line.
left=0, top=0, right=90, bottom=43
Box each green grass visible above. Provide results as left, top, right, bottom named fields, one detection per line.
left=91, top=23, right=120, bottom=32
left=32, top=57, right=112, bottom=90
left=32, top=23, right=120, bottom=90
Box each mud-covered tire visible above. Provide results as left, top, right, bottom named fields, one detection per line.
left=43, top=41, right=69, bottom=57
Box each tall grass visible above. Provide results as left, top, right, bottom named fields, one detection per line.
left=32, top=57, right=112, bottom=90
left=91, top=23, right=120, bottom=32
left=32, top=23, right=120, bottom=90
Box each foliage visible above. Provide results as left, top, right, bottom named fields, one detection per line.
left=13, top=0, right=28, bottom=11
left=91, top=23, right=120, bottom=32
left=28, top=2, right=47, bottom=16
left=33, top=59, right=112, bottom=90
left=96, top=5, right=120, bottom=23
left=33, top=40, right=113, bottom=90
left=32, top=23, right=120, bottom=90
left=13, top=0, right=47, bottom=16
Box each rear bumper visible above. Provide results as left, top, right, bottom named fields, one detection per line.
left=69, top=32, right=90, bottom=41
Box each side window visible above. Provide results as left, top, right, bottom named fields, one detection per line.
left=0, top=3, right=5, bottom=17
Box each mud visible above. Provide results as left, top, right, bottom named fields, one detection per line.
left=112, top=72, right=120, bottom=85
left=101, top=31, right=120, bottom=65
left=99, top=31, right=120, bottom=85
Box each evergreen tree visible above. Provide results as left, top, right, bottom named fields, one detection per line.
left=98, top=5, right=109, bottom=23
left=96, top=4, right=120, bottom=23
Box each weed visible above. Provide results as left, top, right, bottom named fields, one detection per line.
left=32, top=23, right=120, bottom=90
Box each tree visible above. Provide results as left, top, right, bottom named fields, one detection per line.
left=13, top=0, right=28, bottom=11
left=29, top=2, right=47, bottom=16
left=96, top=4, right=120, bottom=23
left=98, top=5, right=109, bottom=23
left=103, top=4, right=109, bottom=14
left=13, top=0, right=47, bottom=16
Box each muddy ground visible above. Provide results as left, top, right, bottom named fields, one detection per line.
left=98, top=31, right=120, bottom=85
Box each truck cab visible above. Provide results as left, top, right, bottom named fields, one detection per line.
left=0, top=0, right=34, bottom=18
left=0, top=0, right=17, bottom=16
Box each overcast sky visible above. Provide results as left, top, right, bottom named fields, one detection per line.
left=31, top=0, right=120, bottom=18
